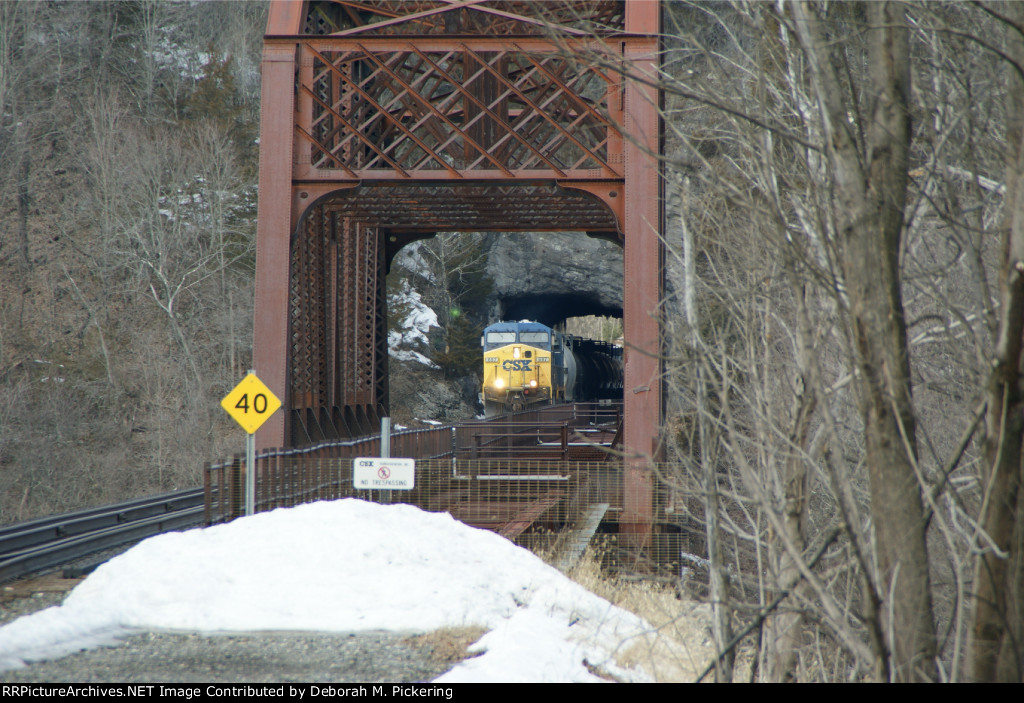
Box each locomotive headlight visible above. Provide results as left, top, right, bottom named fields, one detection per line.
left=529, top=379, right=538, bottom=388
left=494, top=377, right=505, bottom=389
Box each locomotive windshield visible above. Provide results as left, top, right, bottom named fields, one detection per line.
left=483, top=322, right=553, bottom=352
left=519, top=332, right=549, bottom=344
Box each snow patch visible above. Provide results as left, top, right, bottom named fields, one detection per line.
left=388, top=280, right=439, bottom=368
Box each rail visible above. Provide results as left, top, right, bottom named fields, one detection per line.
left=0, top=488, right=206, bottom=584
left=0, top=402, right=641, bottom=586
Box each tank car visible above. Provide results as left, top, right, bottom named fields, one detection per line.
left=481, top=320, right=622, bottom=416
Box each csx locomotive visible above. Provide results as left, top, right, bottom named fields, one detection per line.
left=481, top=320, right=623, bottom=416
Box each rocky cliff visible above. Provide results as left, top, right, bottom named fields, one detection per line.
left=483, top=232, right=623, bottom=325
left=386, top=231, right=624, bottom=423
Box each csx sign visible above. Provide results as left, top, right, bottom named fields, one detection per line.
left=502, top=359, right=532, bottom=371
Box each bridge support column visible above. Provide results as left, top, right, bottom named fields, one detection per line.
left=253, top=8, right=300, bottom=452
left=621, top=1, right=662, bottom=548
left=286, top=207, right=389, bottom=446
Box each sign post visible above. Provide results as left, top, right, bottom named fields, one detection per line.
left=220, top=371, right=282, bottom=516
left=380, top=417, right=391, bottom=504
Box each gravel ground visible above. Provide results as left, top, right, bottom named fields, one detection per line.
left=1, top=576, right=482, bottom=683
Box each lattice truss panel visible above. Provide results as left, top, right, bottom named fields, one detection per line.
left=304, top=1, right=625, bottom=37
left=296, top=42, right=623, bottom=179
left=289, top=205, right=388, bottom=443
left=325, top=183, right=619, bottom=233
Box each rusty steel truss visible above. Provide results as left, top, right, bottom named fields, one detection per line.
left=253, top=0, right=662, bottom=536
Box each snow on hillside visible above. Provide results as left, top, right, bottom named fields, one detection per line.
left=388, top=279, right=440, bottom=368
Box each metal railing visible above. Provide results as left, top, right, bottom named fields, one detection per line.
left=199, top=403, right=711, bottom=571
left=204, top=403, right=621, bottom=523
left=204, top=425, right=454, bottom=523
left=0, top=489, right=206, bottom=583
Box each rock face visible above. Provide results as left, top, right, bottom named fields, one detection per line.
left=386, top=230, right=624, bottom=423
left=483, top=232, right=623, bottom=326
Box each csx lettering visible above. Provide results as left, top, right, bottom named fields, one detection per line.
left=502, top=360, right=532, bottom=371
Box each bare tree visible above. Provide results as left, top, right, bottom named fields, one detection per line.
left=593, top=0, right=1023, bottom=680
left=789, top=2, right=937, bottom=681
left=190, top=121, right=254, bottom=381
left=0, top=1, right=48, bottom=273
left=970, top=0, right=1024, bottom=683
left=414, top=232, right=492, bottom=378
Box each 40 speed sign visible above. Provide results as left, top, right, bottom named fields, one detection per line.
left=220, top=373, right=282, bottom=434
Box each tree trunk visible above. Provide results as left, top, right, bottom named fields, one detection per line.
left=794, top=1, right=937, bottom=681
left=681, top=182, right=734, bottom=681
left=768, top=282, right=815, bottom=682
left=17, top=124, right=30, bottom=272
left=970, top=2, right=1024, bottom=682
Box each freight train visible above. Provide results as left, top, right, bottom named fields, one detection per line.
left=481, top=320, right=623, bottom=416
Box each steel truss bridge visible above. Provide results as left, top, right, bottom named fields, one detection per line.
left=249, top=1, right=665, bottom=548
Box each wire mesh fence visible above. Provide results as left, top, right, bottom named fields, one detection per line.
left=204, top=403, right=696, bottom=571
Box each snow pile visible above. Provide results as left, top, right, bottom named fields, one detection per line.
left=0, top=500, right=654, bottom=683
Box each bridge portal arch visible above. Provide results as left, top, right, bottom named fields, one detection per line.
left=284, top=181, right=621, bottom=445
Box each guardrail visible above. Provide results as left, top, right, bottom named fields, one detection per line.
left=0, top=489, right=206, bottom=584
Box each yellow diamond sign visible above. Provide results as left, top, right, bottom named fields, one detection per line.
left=221, top=373, right=282, bottom=434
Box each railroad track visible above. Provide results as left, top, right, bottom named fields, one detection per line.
left=0, top=488, right=205, bottom=584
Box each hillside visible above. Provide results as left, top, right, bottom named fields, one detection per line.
left=0, top=2, right=269, bottom=520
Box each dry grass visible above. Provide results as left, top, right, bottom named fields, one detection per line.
left=401, top=537, right=750, bottom=681
left=402, top=626, right=487, bottom=668
left=560, top=544, right=722, bottom=682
